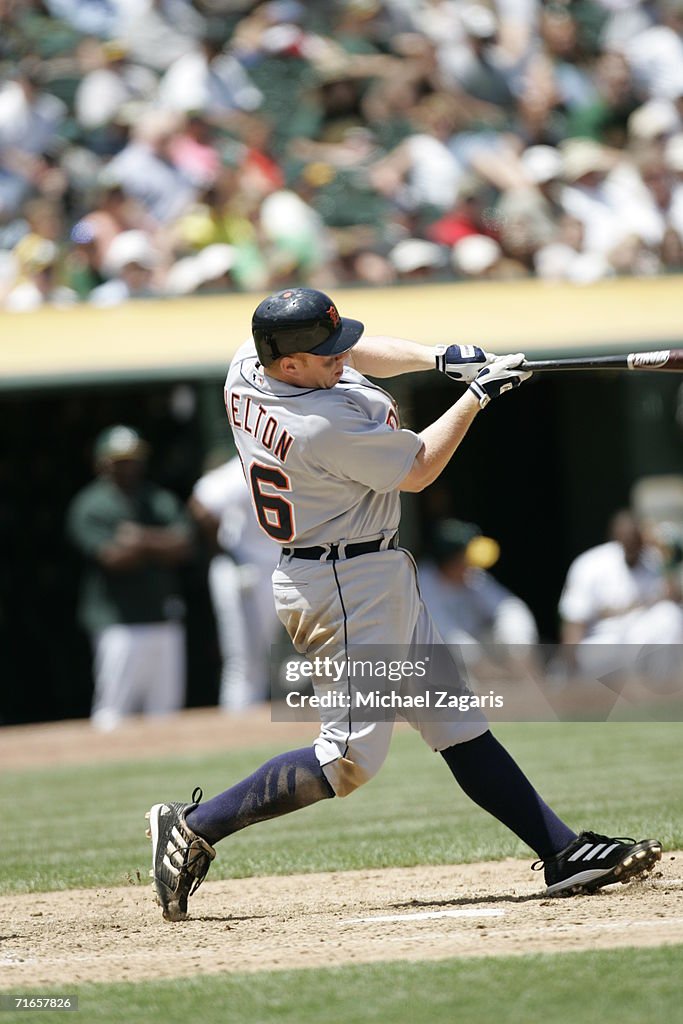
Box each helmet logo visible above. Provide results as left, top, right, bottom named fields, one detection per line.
left=327, top=305, right=341, bottom=327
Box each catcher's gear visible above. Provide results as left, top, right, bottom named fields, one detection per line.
left=534, top=831, right=662, bottom=897
left=468, top=353, right=532, bottom=408
left=252, top=288, right=364, bottom=367
left=146, top=788, right=216, bottom=921
left=435, top=343, right=496, bottom=383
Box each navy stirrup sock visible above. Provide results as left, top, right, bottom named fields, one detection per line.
left=441, top=731, right=576, bottom=859
left=185, top=746, right=335, bottom=845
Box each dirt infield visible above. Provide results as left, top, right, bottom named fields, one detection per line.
left=2, top=858, right=682, bottom=987
left=0, top=707, right=317, bottom=771
left=2, top=711, right=682, bottom=986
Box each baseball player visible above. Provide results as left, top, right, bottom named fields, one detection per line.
left=68, top=425, right=192, bottom=731
left=189, top=455, right=280, bottom=711
left=147, top=288, right=661, bottom=920
left=559, top=509, right=683, bottom=682
left=419, top=518, right=539, bottom=647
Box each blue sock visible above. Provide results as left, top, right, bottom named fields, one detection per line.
left=441, top=731, right=576, bottom=859
left=185, top=746, right=335, bottom=845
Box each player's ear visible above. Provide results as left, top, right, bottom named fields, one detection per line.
left=279, top=354, right=303, bottom=379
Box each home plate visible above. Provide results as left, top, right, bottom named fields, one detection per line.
left=342, top=909, right=505, bottom=924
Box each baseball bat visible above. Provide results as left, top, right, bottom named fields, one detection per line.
left=519, top=349, right=683, bottom=374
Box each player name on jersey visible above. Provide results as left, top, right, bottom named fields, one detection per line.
left=226, top=389, right=294, bottom=464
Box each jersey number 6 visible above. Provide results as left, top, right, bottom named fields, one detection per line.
left=249, top=462, right=295, bottom=542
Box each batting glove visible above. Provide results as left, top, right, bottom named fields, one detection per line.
left=435, top=343, right=497, bottom=383
left=468, top=353, right=532, bottom=409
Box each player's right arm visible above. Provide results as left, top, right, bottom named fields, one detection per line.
left=349, top=336, right=498, bottom=381
left=348, top=336, right=438, bottom=377
left=399, top=390, right=481, bottom=492
left=400, top=355, right=531, bottom=493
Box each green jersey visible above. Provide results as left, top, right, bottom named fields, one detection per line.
left=66, top=478, right=190, bottom=632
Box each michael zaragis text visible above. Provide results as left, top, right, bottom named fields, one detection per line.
left=284, top=689, right=504, bottom=711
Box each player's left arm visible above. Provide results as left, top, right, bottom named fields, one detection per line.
left=113, top=521, right=193, bottom=566
left=132, top=489, right=194, bottom=566
left=347, top=335, right=498, bottom=382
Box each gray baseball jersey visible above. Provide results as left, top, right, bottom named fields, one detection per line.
left=224, top=339, right=487, bottom=796
left=224, top=339, right=422, bottom=546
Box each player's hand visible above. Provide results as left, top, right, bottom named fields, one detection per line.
left=115, top=521, right=149, bottom=552
left=468, top=353, right=532, bottom=409
left=435, top=343, right=497, bottom=383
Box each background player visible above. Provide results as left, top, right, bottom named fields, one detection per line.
left=418, top=517, right=539, bottom=674
left=189, top=454, right=280, bottom=712
left=559, top=508, right=683, bottom=682
left=68, top=425, right=192, bottom=730
left=147, top=288, right=661, bottom=920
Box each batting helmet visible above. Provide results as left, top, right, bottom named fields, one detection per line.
left=252, top=288, right=364, bottom=367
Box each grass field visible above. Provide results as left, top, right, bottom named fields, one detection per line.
left=2, top=721, right=682, bottom=1023
left=2, top=722, right=681, bottom=896
left=2, top=946, right=682, bottom=1024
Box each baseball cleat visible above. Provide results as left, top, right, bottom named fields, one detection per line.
left=145, top=788, right=216, bottom=921
left=533, top=831, right=662, bottom=897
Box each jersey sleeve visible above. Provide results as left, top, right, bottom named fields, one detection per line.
left=66, top=493, right=115, bottom=557
left=307, top=400, right=422, bottom=493
left=150, top=487, right=192, bottom=531
left=471, top=571, right=510, bottom=617
left=192, top=465, right=231, bottom=518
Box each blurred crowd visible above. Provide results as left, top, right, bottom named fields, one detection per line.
left=1, top=0, right=683, bottom=312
